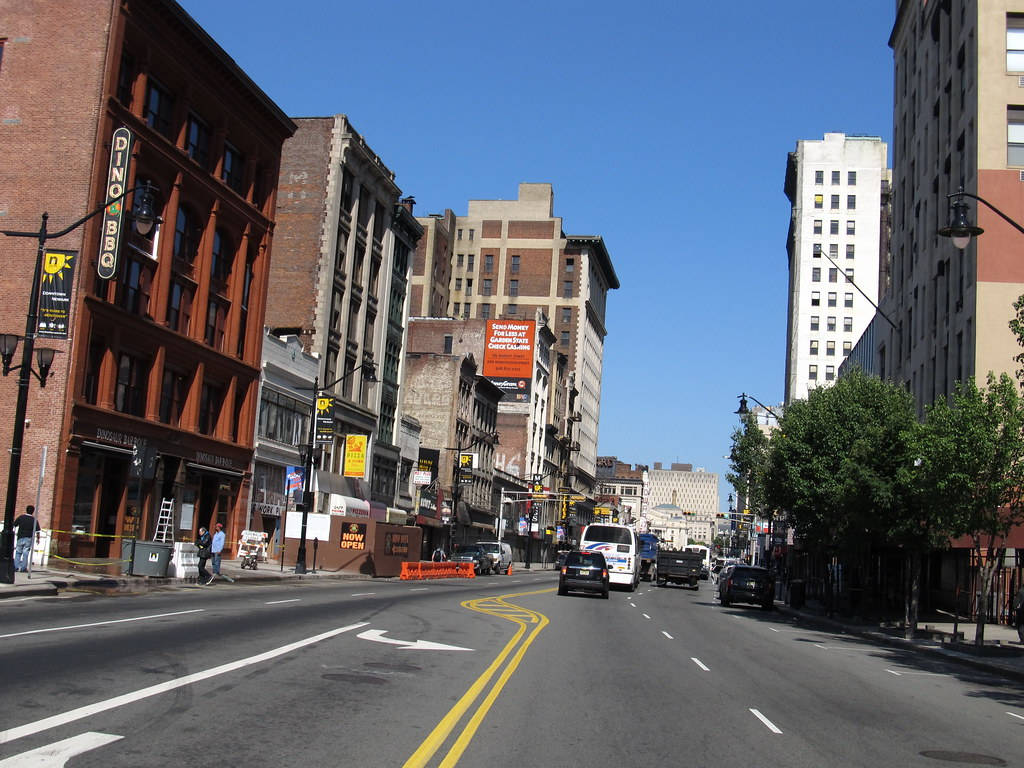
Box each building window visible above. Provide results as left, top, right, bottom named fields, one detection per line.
left=484, top=253, right=493, bottom=272
left=457, top=229, right=463, bottom=240
left=565, top=258, right=575, bottom=273
left=828, top=267, right=837, bottom=282
left=812, top=267, right=821, bottom=282
left=507, top=303, right=518, bottom=314
left=827, top=316, right=837, bottom=332
left=809, top=364, right=818, bottom=381
left=480, top=304, right=491, bottom=319
left=211, top=229, right=233, bottom=285
left=813, top=220, right=822, bottom=234
left=814, top=170, right=823, bottom=184
left=456, top=253, right=464, bottom=268
left=119, top=256, right=153, bottom=316
left=561, top=307, right=571, bottom=323
left=811, top=291, right=821, bottom=307
left=455, top=278, right=462, bottom=291
left=115, top=352, right=148, bottom=416
left=814, top=194, right=823, bottom=209
left=826, top=341, right=835, bottom=356
left=847, top=220, right=856, bottom=235
left=810, top=315, right=819, bottom=331
left=847, top=195, right=856, bottom=210
left=846, top=243, right=855, bottom=259
left=462, top=304, right=470, bottom=318
left=830, top=220, right=839, bottom=235
left=828, top=244, right=838, bottom=260
left=561, top=331, right=570, bottom=346
left=831, top=170, right=840, bottom=184
left=830, top=195, right=840, bottom=210
left=443, top=334, right=453, bottom=353
left=844, top=292, right=854, bottom=308
left=843, top=340, right=853, bottom=355
left=843, top=316, right=853, bottom=332
left=810, top=340, right=819, bottom=355
left=511, top=254, right=520, bottom=273
left=173, top=206, right=200, bottom=266
left=563, top=280, right=573, bottom=299
left=825, top=365, right=835, bottom=381
left=143, top=78, right=175, bottom=138
left=827, top=292, right=837, bottom=307
left=199, top=381, right=223, bottom=435
left=845, top=268, right=854, bottom=282
left=186, top=113, right=210, bottom=169
left=509, top=279, right=519, bottom=297
left=116, top=53, right=135, bottom=107
left=1008, top=15, right=1024, bottom=70
left=465, top=278, right=473, bottom=296
left=813, top=243, right=822, bottom=257
left=166, top=280, right=193, bottom=333
left=1009, top=107, right=1024, bottom=165
left=469, top=229, right=475, bottom=241
left=848, top=171, right=857, bottom=185
left=453, top=302, right=460, bottom=316
left=467, top=254, right=475, bottom=272
left=222, top=142, right=246, bottom=195
left=159, top=369, right=189, bottom=426
left=205, top=298, right=228, bottom=349
left=482, top=278, right=492, bottom=296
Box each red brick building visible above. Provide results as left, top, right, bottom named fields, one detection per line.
left=0, top=0, right=294, bottom=560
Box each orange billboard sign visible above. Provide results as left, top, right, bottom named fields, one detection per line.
left=483, top=319, right=535, bottom=402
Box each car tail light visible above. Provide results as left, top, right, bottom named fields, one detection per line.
left=561, top=566, right=567, bottom=575
left=602, top=569, right=608, bottom=578
left=727, top=578, right=733, bottom=589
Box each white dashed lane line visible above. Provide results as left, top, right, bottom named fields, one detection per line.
left=750, top=709, right=783, bottom=734
left=408, top=588, right=429, bottom=592
left=642, top=613, right=651, bottom=620
left=691, top=658, right=710, bottom=671
left=350, top=592, right=376, bottom=597
left=1008, top=712, right=1024, bottom=721
left=661, top=631, right=674, bottom=640
left=265, top=599, right=300, bottom=605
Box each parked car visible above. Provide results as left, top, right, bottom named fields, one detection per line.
left=476, top=541, right=513, bottom=574
left=558, top=550, right=610, bottom=598
left=450, top=544, right=492, bottom=575
left=718, top=564, right=774, bottom=609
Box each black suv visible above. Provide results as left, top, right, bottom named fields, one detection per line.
left=718, top=565, right=774, bottom=609
left=558, top=551, right=609, bottom=598
left=450, top=544, right=491, bottom=575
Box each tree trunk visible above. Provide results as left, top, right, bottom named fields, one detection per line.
left=904, top=549, right=920, bottom=640
left=973, top=536, right=1005, bottom=648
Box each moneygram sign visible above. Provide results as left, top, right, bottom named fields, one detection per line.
left=482, top=319, right=535, bottom=402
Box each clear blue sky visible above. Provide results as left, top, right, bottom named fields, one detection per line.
left=180, top=0, right=896, bottom=498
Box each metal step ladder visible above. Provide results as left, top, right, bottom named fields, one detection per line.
left=154, top=498, right=175, bottom=543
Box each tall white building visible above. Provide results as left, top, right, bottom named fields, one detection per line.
left=644, top=463, right=718, bottom=545
left=784, top=133, right=891, bottom=403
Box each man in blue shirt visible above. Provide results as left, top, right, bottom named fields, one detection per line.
left=209, top=522, right=235, bottom=584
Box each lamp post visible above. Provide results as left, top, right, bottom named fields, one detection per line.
left=0, top=183, right=159, bottom=584
left=445, top=431, right=499, bottom=557
left=937, top=186, right=1023, bottom=249
left=294, top=362, right=377, bottom=574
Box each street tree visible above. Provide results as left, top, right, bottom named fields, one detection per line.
left=919, top=373, right=1024, bottom=646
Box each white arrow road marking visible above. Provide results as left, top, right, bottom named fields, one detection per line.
left=356, top=629, right=472, bottom=652
left=0, top=622, right=368, bottom=745
left=750, top=709, right=783, bottom=734
left=886, top=669, right=940, bottom=677
left=0, top=732, right=123, bottom=767
left=691, top=658, right=710, bottom=671
left=0, top=610, right=205, bottom=640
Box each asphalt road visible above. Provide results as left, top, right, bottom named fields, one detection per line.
left=0, top=574, right=1020, bottom=767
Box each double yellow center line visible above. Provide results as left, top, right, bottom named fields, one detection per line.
left=402, top=588, right=553, bottom=768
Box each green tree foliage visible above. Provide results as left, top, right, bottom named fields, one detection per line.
left=726, top=413, right=769, bottom=517
left=919, top=373, right=1024, bottom=645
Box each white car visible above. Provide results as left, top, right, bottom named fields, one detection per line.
left=476, top=541, right=513, bottom=574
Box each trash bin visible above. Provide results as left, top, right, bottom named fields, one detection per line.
left=789, top=579, right=805, bottom=609
left=121, top=539, right=172, bottom=577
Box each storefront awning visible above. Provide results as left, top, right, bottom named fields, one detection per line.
left=386, top=507, right=409, bottom=524
left=186, top=462, right=244, bottom=477
left=328, top=495, right=370, bottom=517
left=416, top=514, right=443, bottom=528
left=369, top=502, right=388, bottom=522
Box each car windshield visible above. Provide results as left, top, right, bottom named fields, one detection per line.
left=582, top=525, right=632, bottom=545
left=566, top=553, right=604, bottom=568
left=454, top=545, right=481, bottom=554
left=478, top=544, right=499, bottom=553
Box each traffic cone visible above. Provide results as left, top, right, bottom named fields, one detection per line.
left=506, top=563, right=513, bottom=575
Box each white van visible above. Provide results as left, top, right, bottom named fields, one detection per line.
left=476, top=541, right=513, bottom=574
left=581, top=523, right=640, bottom=591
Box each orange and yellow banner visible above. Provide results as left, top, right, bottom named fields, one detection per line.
left=343, top=434, right=368, bottom=478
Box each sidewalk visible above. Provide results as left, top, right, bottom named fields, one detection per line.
left=773, top=600, right=1024, bottom=684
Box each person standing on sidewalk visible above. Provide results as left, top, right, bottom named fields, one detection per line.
left=1013, top=584, right=1024, bottom=644
left=13, top=506, right=39, bottom=573
left=196, top=527, right=212, bottom=584
left=210, top=522, right=234, bottom=583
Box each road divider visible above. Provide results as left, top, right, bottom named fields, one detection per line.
left=400, top=562, right=476, bottom=580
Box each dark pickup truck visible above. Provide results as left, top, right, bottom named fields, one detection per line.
left=655, top=549, right=703, bottom=588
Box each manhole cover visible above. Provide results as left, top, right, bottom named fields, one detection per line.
left=321, top=673, right=387, bottom=685
left=919, top=751, right=1007, bottom=766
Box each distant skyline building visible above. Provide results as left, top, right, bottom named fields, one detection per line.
left=644, top=462, right=718, bottom=545
left=784, top=132, right=891, bottom=404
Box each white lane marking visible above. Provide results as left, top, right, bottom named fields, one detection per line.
left=642, top=613, right=651, bottom=620
left=661, top=631, right=673, bottom=640
left=0, top=731, right=123, bottom=767
left=0, top=622, right=369, bottom=745
left=630, top=603, right=637, bottom=608
left=814, top=643, right=828, bottom=649
left=750, top=709, right=783, bottom=734
left=691, top=658, right=710, bottom=672
left=408, top=588, right=430, bottom=592
left=356, top=629, right=473, bottom=652
left=769, top=628, right=780, bottom=632
left=507, top=580, right=521, bottom=583
left=886, top=669, right=939, bottom=677
left=1007, top=712, right=1024, bottom=721
left=887, top=670, right=903, bottom=676
left=350, top=592, right=376, bottom=597
left=0, top=609, right=205, bottom=640
left=265, top=599, right=300, bottom=605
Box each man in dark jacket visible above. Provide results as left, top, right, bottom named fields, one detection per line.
left=13, top=505, right=39, bottom=573
left=1013, top=585, right=1024, bottom=644
left=196, top=527, right=212, bottom=584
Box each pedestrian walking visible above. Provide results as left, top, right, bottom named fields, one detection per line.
left=196, top=526, right=212, bottom=584
left=1013, top=585, right=1024, bottom=644
left=13, top=505, right=39, bottom=573
left=210, top=522, right=234, bottom=583
left=431, top=546, right=447, bottom=562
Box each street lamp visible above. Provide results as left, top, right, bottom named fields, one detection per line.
left=444, top=431, right=499, bottom=556
left=735, top=392, right=781, bottom=423
left=294, top=361, right=377, bottom=574
left=0, top=182, right=159, bottom=584
left=938, top=186, right=1023, bottom=250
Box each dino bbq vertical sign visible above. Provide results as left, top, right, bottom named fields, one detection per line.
left=97, top=127, right=134, bottom=279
